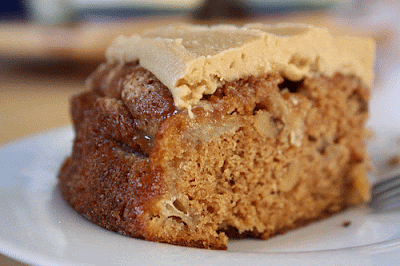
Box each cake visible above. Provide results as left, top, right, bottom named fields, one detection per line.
left=58, top=24, right=375, bottom=250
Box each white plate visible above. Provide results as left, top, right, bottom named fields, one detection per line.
left=0, top=125, right=400, bottom=266
left=2, top=56, right=400, bottom=265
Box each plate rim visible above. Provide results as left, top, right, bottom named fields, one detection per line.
left=1, top=125, right=400, bottom=266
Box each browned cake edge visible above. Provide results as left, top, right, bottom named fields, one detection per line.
left=58, top=61, right=370, bottom=250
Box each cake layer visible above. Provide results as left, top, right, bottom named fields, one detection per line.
left=59, top=23, right=374, bottom=250
left=105, top=24, right=375, bottom=112
left=59, top=62, right=371, bottom=250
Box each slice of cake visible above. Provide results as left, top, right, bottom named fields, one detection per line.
left=58, top=23, right=375, bottom=250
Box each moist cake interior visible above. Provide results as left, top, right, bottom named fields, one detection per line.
left=59, top=60, right=370, bottom=249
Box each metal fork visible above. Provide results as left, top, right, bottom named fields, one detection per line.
left=370, top=174, right=400, bottom=211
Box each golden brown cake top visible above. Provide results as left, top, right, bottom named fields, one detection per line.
left=106, top=23, right=375, bottom=112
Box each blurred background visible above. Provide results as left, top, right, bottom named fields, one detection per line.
left=1, top=1, right=399, bottom=265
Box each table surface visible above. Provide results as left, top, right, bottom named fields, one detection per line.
left=0, top=6, right=397, bottom=265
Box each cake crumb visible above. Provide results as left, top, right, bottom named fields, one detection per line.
left=387, top=155, right=400, bottom=167
left=342, top=221, right=351, bottom=227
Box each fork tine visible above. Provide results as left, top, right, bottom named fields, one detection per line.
left=370, top=192, right=400, bottom=210
left=371, top=187, right=400, bottom=203
left=372, top=174, right=400, bottom=197
left=370, top=174, right=400, bottom=210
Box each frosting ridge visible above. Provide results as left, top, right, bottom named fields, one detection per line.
left=106, top=23, right=375, bottom=111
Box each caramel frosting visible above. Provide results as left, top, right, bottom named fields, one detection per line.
left=106, top=24, right=375, bottom=112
